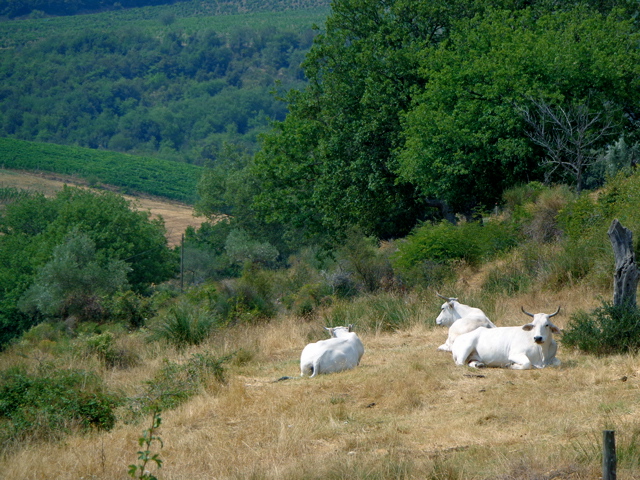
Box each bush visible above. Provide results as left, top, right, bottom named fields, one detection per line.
left=284, top=282, right=332, bottom=317
left=393, top=221, right=483, bottom=270
left=392, top=219, right=517, bottom=288
left=83, top=332, right=140, bottom=369
left=0, top=365, right=121, bottom=450
left=130, top=353, right=229, bottom=416
left=483, top=265, right=531, bottom=296
left=502, top=182, right=547, bottom=213
left=562, top=302, right=640, bottom=355
left=107, top=290, right=156, bottom=330
left=335, top=228, right=395, bottom=293
left=520, top=185, right=575, bottom=243
left=212, top=265, right=278, bottom=323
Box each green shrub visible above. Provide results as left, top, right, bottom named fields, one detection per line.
left=502, top=182, right=547, bottom=213
left=335, top=228, right=395, bottom=293
left=0, top=365, right=120, bottom=449
left=391, top=219, right=517, bottom=288
left=284, top=282, right=332, bottom=317
left=520, top=185, right=575, bottom=243
left=393, top=221, right=483, bottom=270
left=83, top=332, right=140, bottom=369
left=131, top=353, right=229, bottom=415
left=107, top=290, right=156, bottom=330
left=482, top=266, right=531, bottom=296
left=562, top=302, right=640, bottom=355
left=212, top=266, right=278, bottom=323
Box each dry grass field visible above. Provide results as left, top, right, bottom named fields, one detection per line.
left=0, top=169, right=202, bottom=246
left=1, top=282, right=639, bottom=480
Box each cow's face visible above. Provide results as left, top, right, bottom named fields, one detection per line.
left=522, top=313, right=561, bottom=344
left=436, top=301, right=456, bottom=326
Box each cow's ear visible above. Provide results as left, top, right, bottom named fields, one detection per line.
left=550, top=324, right=561, bottom=334
left=522, top=324, right=534, bottom=331
left=348, top=324, right=354, bottom=332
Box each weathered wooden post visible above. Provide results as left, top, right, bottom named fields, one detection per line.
left=603, top=430, right=616, bottom=480
left=607, top=219, right=638, bottom=307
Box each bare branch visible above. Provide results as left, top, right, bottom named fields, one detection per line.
left=517, top=97, right=617, bottom=192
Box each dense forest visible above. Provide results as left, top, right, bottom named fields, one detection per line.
left=0, top=0, right=329, bottom=163
left=0, top=0, right=330, bottom=19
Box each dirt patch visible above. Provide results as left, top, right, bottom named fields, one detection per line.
left=0, top=168, right=203, bottom=246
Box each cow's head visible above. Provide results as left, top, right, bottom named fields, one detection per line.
left=521, top=306, right=561, bottom=344
left=325, top=325, right=354, bottom=338
left=435, top=293, right=459, bottom=326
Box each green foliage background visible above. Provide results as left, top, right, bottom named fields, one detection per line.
left=0, top=1, right=330, bottom=164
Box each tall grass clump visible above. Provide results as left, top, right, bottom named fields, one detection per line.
left=324, top=293, right=422, bottom=333
left=153, top=303, right=219, bottom=349
left=562, top=302, right=640, bottom=355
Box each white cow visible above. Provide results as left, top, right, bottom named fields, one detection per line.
left=435, top=293, right=496, bottom=352
left=451, top=307, right=562, bottom=369
left=300, top=325, right=365, bottom=377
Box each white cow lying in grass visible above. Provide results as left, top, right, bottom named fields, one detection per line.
left=300, top=325, right=364, bottom=377
left=435, top=293, right=496, bottom=352
left=451, top=307, right=561, bottom=369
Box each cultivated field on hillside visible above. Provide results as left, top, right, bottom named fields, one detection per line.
left=0, top=281, right=637, bottom=480
left=0, top=169, right=202, bottom=246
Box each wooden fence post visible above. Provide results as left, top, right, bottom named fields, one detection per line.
left=607, top=219, right=638, bottom=307
left=603, top=430, right=616, bottom=480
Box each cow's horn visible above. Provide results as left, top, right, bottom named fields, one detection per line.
left=436, top=292, right=452, bottom=301
left=521, top=306, right=534, bottom=317
left=549, top=306, right=561, bottom=317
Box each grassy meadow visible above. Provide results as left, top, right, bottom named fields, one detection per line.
left=0, top=278, right=637, bottom=480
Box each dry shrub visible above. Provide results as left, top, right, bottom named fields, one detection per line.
left=522, top=185, right=575, bottom=243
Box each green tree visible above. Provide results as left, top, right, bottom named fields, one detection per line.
left=0, top=188, right=177, bottom=346
left=397, top=7, right=640, bottom=212
left=18, top=231, right=130, bottom=321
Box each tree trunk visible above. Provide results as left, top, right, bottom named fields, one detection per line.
left=607, top=219, right=638, bottom=308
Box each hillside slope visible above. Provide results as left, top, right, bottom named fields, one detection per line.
left=0, top=285, right=633, bottom=479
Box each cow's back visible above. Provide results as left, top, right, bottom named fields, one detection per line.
left=452, top=326, right=525, bottom=367
left=300, top=335, right=363, bottom=376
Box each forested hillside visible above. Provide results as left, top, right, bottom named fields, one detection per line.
left=0, top=0, right=329, bottom=18
left=0, top=0, right=330, bottom=164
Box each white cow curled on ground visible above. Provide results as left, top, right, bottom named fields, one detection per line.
left=451, top=307, right=562, bottom=369
left=435, top=293, right=496, bottom=352
left=300, top=325, right=365, bottom=377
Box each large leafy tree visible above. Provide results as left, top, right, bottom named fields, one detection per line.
left=252, top=0, right=639, bottom=242
left=253, top=0, right=495, bottom=241
left=397, top=7, right=640, bottom=211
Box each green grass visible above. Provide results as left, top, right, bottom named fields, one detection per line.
left=0, top=137, right=202, bottom=203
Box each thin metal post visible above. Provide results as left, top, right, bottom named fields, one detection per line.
left=603, top=430, right=616, bottom=480
left=180, top=233, right=184, bottom=291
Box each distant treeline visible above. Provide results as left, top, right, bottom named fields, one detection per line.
left=0, top=0, right=330, bottom=19
left=0, top=19, right=319, bottom=164
left=0, top=137, right=202, bottom=202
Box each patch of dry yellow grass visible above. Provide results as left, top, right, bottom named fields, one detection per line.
left=1, top=290, right=639, bottom=480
